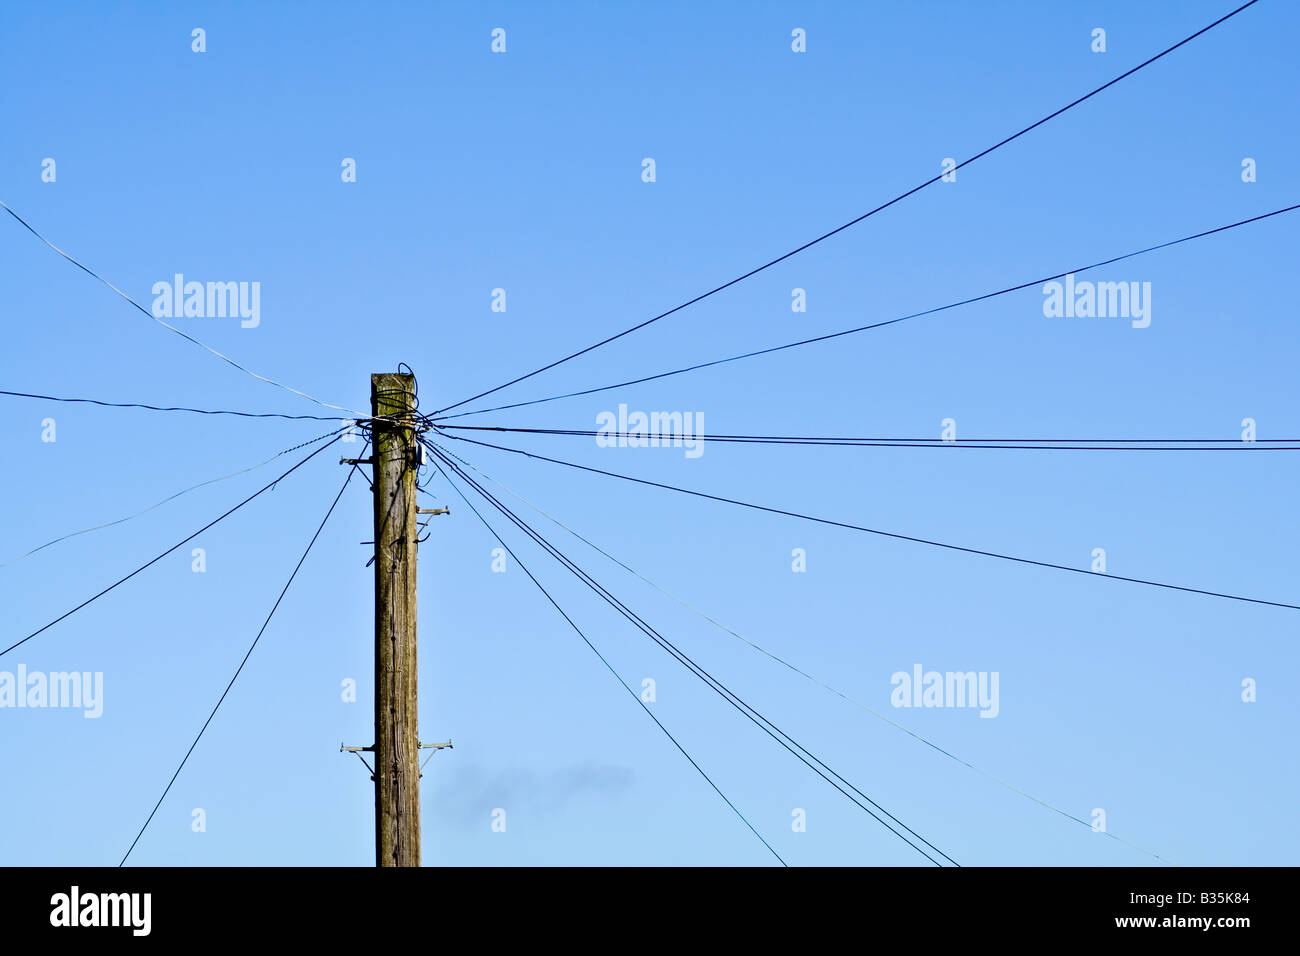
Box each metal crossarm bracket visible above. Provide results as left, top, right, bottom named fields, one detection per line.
left=418, top=739, right=453, bottom=776
left=341, top=742, right=377, bottom=781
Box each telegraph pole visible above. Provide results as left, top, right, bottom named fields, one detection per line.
left=371, top=372, right=421, bottom=866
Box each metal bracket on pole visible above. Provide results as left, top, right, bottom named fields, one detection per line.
left=415, top=507, right=450, bottom=542
left=341, top=742, right=377, bottom=781
left=418, top=739, right=453, bottom=776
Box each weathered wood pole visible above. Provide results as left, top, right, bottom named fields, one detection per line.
left=371, top=372, right=420, bottom=866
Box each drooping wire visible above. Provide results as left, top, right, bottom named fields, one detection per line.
left=1, top=434, right=345, bottom=659
left=119, top=457, right=360, bottom=866
left=0, top=198, right=366, bottom=417
left=432, top=0, right=1264, bottom=417
left=434, top=444, right=955, bottom=866
left=438, top=424, right=1300, bottom=452
left=439, top=444, right=1173, bottom=865
left=443, top=433, right=1300, bottom=613
left=428, top=452, right=789, bottom=866
left=2, top=427, right=349, bottom=568
left=0, top=388, right=352, bottom=422
left=431, top=443, right=956, bottom=866
left=435, top=201, right=1300, bottom=421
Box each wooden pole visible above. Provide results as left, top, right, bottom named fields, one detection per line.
left=371, top=372, right=421, bottom=866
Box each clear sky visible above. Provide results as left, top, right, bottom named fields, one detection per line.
left=2, top=0, right=1296, bottom=867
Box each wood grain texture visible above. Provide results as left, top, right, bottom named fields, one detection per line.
left=371, top=373, right=421, bottom=866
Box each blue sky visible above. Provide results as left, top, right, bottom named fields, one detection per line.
left=1, top=0, right=1296, bottom=866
